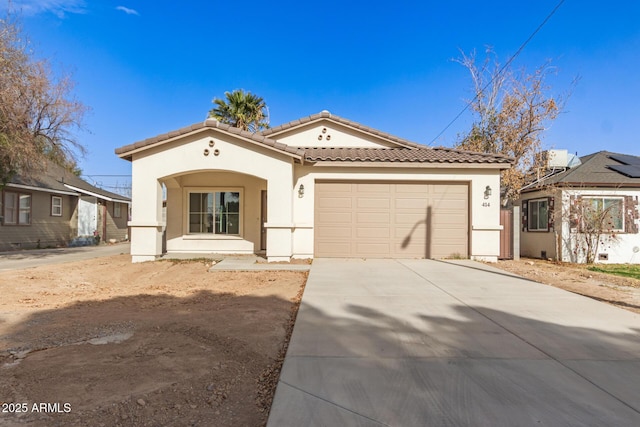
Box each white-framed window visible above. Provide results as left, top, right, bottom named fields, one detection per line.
left=528, top=198, right=549, bottom=231
left=3, top=191, right=31, bottom=225
left=187, top=189, right=241, bottom=235
left=51, top=196, right=63, bottom=217
left=114, top=202, right=122, bottom=218
left=582, top=196, right=624, bottom=232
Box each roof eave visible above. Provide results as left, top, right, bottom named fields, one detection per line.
left=63, top=184, right=131, bottom=203
left=306, top=160, right=511, bottom=169
left=262, top=112, right=421, bottom=149
left=115, top=121, right=304, bottom=161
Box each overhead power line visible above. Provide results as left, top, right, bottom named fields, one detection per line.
left=428, top=0, right=566, bottom=146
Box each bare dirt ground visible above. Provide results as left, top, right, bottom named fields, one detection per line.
left=494, top=258, right=640, bottom=314
left=0, top=255, right=307, bottom=427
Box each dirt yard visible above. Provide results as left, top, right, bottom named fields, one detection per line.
left=494, top=258, right=640, bottom=314
left=0, top=255, right=307, bottom=427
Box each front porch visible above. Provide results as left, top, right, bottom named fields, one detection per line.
left=163, top=171, right=267, bottom=255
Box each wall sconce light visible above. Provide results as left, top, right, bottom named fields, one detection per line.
left=484, top=185, right=492, bottom=199
left=298, top=184, right=305, bottom=198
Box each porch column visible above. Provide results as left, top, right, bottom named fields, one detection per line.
left=265, top=164, right=294, bottom=262
left=129, top=171, right=164, bottom=263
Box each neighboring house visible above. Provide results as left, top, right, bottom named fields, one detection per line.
left=0, top=162, right=131, bottom=251
left=115, top=111, right=511, bottom=263
left=519, top=150, right=640, bottom=264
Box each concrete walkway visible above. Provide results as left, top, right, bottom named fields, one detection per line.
left=268, top=258, right=640, bottom=427
left=0, top=243, right=130, bottom=271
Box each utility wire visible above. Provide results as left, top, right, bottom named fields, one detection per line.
left=428, top=0, right=566, bottom=146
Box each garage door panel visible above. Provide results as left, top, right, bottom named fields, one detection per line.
left=356, top=227, right=390, bottom=238
left=316, top=242, right=352, bottom=257
left=355, top=242, right=391, bottom=255
left=316, top=212, right=352, bottom=224
left=318, top=227, right=353, bottom=238
left=432, top=200, right=467, bottom=210
left=356, top=212, right=390, bottom=223
left=394, top=226, right=427, bottom=239
left=432, top=184, right=467, bottom=195
left=395, top=184, right=429, bottom=193
left=357, top=198, right=390, bottom=209
left=315, top=182, right=468, bottom=258
left=356, top=183, right=392, bottom=193
left=395, top=213, right=428, bottom=224
left=395, top=198, right=429, bottom=209
left=317, top=197, right=352, bottom=209
left=319, top=182, right=353, bottom=193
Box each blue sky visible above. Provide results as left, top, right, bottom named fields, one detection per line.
left=3, top=1, right=639, bottom=194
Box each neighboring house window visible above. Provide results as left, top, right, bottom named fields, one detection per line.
left=51, top=196, right=63, bottom=217
left=188, top=191, right=240, bottom=235
left=3, top=191, right=31, bottom=225
left=114, top=202, right=122, bottom=218
left=528, top=199, right=549, bottom=231
left=582, top=197, right=624, bottom=232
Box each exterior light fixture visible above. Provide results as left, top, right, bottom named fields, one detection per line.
left=298, top=184, right=305, bottom=198
left=484, top=185, right=492, bottom=199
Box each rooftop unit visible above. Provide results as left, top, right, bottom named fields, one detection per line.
left=544, top=149, right=569, bottom=168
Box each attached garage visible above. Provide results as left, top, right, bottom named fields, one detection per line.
left=314, top=181, right=469, bottom=258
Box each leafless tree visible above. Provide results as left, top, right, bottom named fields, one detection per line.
left=566, top=193, right=624, bottom=264
left=455, top=48, right=575, bottom=202
left=0, top=13, right=87, bottom=188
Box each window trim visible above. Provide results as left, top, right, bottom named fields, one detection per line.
left=113, top=202, right=122, bottom=218
left=184, top=187, right=244, bottom=237
left=528, top=198, right=550, bottom=232
left=581, top=196, right=625, bottom=233
left=3, top=190, right=32, bottom=226
left=51, top=195, right=63, bottom=217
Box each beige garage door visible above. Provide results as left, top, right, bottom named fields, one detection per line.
left=314, top=182, right=468, bottom=258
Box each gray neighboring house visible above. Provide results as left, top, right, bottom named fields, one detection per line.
left=519, top=150, right=640, bottom=264
left=0, top=163, right=131, bottom=251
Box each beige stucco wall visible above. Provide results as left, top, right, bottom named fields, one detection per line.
left=128, top=130, right=295, bottom=262
left=291, top=165, right=503, bottom=261
left=272, top=122, right=399, bottom=148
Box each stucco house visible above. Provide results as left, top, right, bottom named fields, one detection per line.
left=519, top=150, right=640, bottom=263
left=1, top=162, right=131, bottom=251
left=115, top=111, right=511, bottom=263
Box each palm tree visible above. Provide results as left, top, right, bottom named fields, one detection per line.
left=208, top=89, right=269, bottom=132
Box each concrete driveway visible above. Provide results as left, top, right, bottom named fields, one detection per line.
left=0, top=243, right=130, bottom=271
left=268, top=259, right=640, bottom=427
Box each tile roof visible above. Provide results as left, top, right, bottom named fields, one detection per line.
left=304, top=147, right=513, bottom=164
left=524, top=151, right=640, bottom=191
left=260, top=111, right=421, bottom=148
left=114, top=114, right=513, bottom=166
left=9, top=162, right=131, bottom=202
left=115, top=119, right=305, bottom=160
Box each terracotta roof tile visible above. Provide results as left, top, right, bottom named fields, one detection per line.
left=115, top=119, right=305, bottom=160
left=304, top=147, right=512, bottom=164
